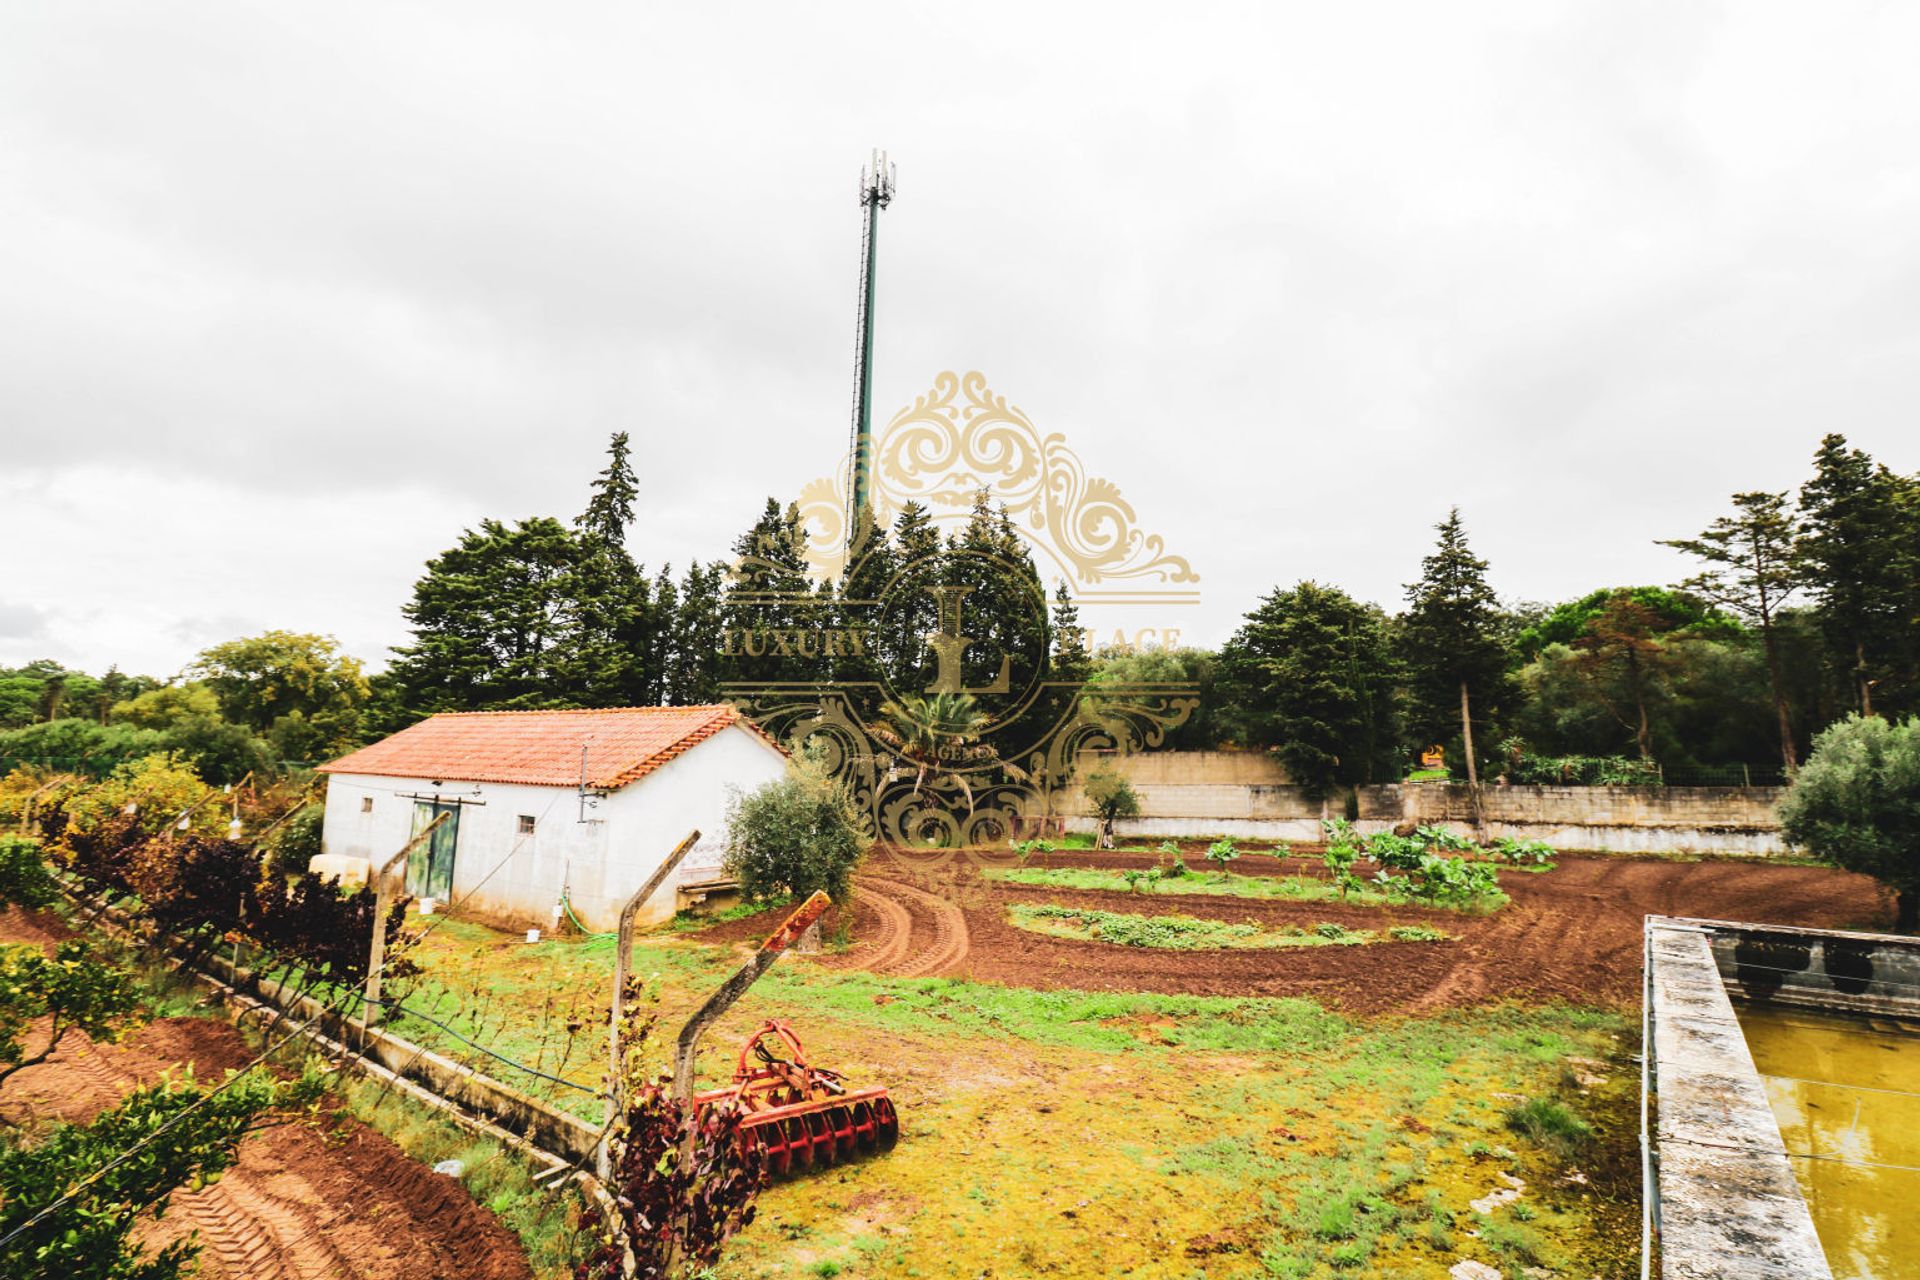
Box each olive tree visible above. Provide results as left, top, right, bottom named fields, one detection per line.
left=1083, top=766, right=1140, bottom=850
left=1778, top=714, right=1920, bottom=931
left=723, top=754, right=869, bottom=903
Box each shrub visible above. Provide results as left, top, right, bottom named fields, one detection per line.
left=0, top=939, right=144, bottom=1088
left=724, top=754, right=869, bottom=904
left=580, top=981, right=768, bottom=1280
left=0, top=836, right=58, bottom=910
left=262, top=801, right=324, bottom=880
left=1083, top=767, right=1140, bottom=848
left=57, top=754, right=213, bottom=838
left=1778, top=714, right=1920, bottom=931
left=1205, top=837, right=1240, bottom=874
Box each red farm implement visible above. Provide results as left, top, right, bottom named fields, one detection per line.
left=693, top=1020, right=897, bottom=1174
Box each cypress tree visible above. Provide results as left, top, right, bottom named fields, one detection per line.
left=1400, top=509, right=1508, bottom=787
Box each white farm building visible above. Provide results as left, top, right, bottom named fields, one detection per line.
left=316, top=706, right=787, bottom=931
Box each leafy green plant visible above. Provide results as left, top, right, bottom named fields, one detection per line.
left=1387, top=925, right=1449, bottom=942
left=1119, top=869, right=1158, bottom=895
left=0, top=939, right=144, bottom=1088
left=0, top=1065, right=325, bottom=1280
left=723, top=751, right=870, bottom=904
left=1205, top=837, right=1240, bottom=877
left=1009, top=904, right=1390, bottom=951
left=1488, top=836, right=1557, bottom=868
left=0, top=836, right=58, bottom=910
left=1011, top=838, right=1055, bottom=866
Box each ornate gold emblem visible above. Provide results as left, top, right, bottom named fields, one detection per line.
left=798, top=371, right=1198, bottom=598
left=729, top=371, right=1200, bottom=847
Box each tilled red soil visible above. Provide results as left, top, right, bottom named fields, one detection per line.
left=0, top=906, right=533, bottom=1280
left=712, top=847, right=1890, bottom=1014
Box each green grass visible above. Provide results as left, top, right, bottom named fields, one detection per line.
left=1503, top=1095, right=1594, bottom=1158
left=1007, top=904, right=1453, bottom=950
left=669, top=892, right=794, bottom=931
left=381, top=918, right=1639, bottom=1280
left=986, top=864, right=1509, bottom=912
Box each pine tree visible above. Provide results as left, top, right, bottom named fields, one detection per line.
left=1799, top=435, right=1912, bottom=717
left=1660, top=491, right=1804, bottom=772
left=720, top=499, right=817, bottom=688
left=566, top=432, right=650, bottom=705
left=387, top=517, right=590, bottom=716
left=578, top=431, right=639, bottom=548
left=1219, top=581, right=1399, bottom=799
left=1400, top=509, right=1508, bottom=787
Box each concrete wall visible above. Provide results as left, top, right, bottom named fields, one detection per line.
left=320, top=723, right=786, bottom=931
left=1647, top=918, right=1832, bottom=1278
left=1042, top=752, right=1789, bottom=854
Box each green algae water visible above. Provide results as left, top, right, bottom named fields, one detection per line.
left=1737, top=1005, right=1920, bottom=1280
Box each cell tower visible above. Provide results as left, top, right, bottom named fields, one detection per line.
left=847, top=148, right=895, bottom=553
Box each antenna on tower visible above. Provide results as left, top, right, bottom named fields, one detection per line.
left=847, top=149, right=895, bottom=561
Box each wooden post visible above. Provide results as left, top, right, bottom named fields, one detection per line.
left=364, top=812, right=447, bottom=1037
left=607, top=831, right=702, bottom=1114
left=671, top=890, right=831, bottom=1106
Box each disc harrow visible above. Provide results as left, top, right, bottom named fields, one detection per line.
left=692, top=1020, right=897, bottom=1175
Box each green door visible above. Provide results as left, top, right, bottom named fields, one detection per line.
left=408, top=801, right=460, bottom=900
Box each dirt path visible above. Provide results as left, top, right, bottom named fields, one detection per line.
left=0, top=907, right=534, bottom=1280
left=791, top=847, right=1890, bottom=1013
left=854, top=876, right=971, bottom=978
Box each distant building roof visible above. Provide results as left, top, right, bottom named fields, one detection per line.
left=317, top=706, right=782, bottom=790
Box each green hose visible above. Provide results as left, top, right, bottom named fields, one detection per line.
left=561, top=895, right=614, bottom=937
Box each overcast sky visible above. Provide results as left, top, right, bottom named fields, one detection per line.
left=4, top=3, right=1918, bottom=677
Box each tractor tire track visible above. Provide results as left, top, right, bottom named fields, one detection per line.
left=0, top=905, right=535, bottom=1280
left=862, top=876, right=971, bottom=977
left=174, top=1175, right=294, bottom=1280
left=853, top=885, right=914, bottom=972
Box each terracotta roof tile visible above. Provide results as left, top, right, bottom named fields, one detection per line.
left=317, top=706, right=783, bottom=790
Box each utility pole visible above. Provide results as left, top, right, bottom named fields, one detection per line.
left=847, top=148, right=895, bottom=553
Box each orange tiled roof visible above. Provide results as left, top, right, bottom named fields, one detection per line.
left=317, top=706, right=782, bottom=790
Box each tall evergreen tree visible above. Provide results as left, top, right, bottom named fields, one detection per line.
left=386, top=517, right=589, bottom=717
left=566, top=432, right=651, bottom=705
left=1799, top=435, right=1914, bottom=718
left=720, top=499, right=817, bottom=688
left=1219, top=581, right=1399, bottom=799
left=667, top=562, right=728, bottom=704
left=1660, top=491, right=1803, bottom=772
left=1400, top=509, right=1507, bottom=787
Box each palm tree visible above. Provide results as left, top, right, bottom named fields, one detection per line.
left=871, top=692, right=995, bottom=809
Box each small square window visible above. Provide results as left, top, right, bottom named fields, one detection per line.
left=517, top=815, right=537, bottom=836
left=360, top=796, right=374, bottom=814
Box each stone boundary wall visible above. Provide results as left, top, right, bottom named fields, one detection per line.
left=1043, top=753, right=1789, bottom=854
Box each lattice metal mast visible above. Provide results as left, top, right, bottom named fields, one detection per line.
left=847, top=148, right=895, bottom=550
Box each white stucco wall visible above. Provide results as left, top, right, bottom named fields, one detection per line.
left=318, top=722, right=785, bottom=931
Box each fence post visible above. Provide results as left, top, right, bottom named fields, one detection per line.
left=601, top=829, right=702, bottom=1180
left=671, top=890, right=832, bottom=1106
left=364, top=812, right=448, bottom=1040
